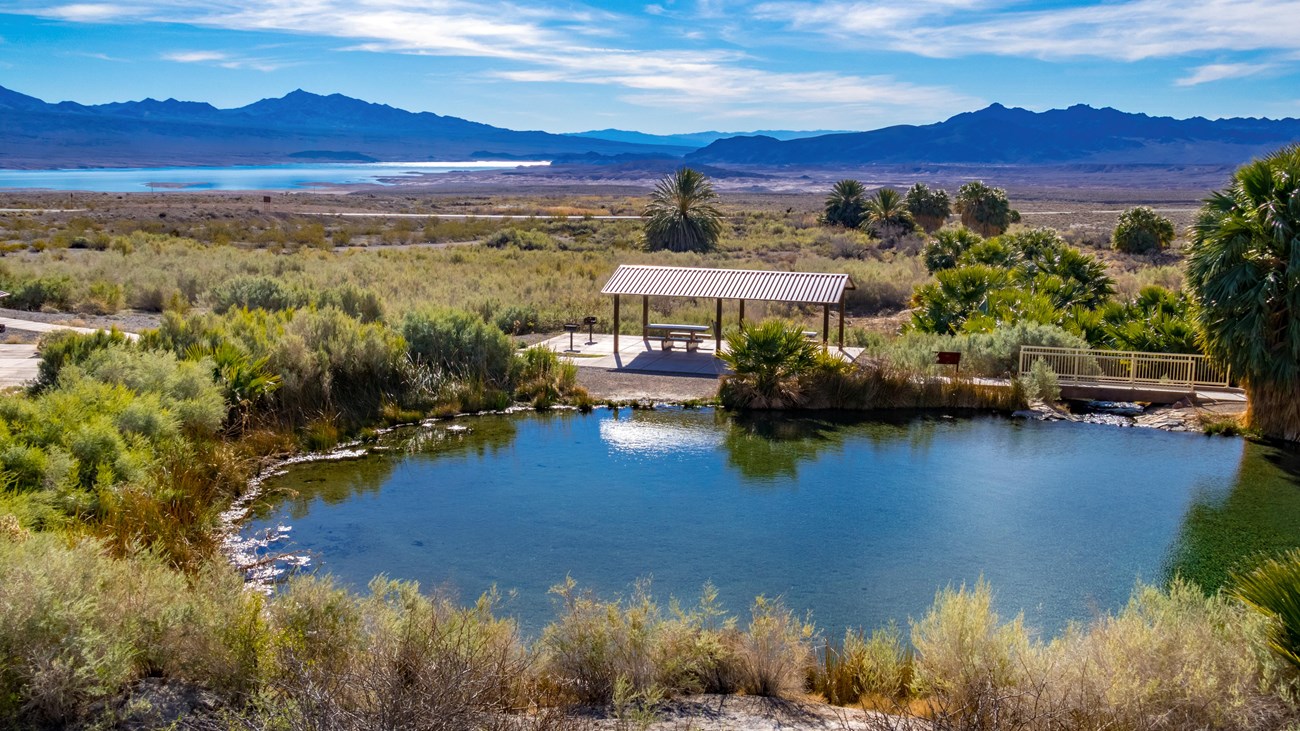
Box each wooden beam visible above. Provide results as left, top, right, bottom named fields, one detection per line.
left=642, top=295, right=649, bottom=341
left=822, top=304, right=830, bottom=349
left=613, top=294, right=620, bottom=352
left=838, top=298, right=845, bottom=349
left=738, top=299, right=745, bottom=328
left=716, top=298, right=723, bottom=351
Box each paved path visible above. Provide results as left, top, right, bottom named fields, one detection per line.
left=0, top=316, right=139, bottom=389
left=308, top=211, right=641, bottom=220
left=0, top=345, right=39, bottom=389
left=0, top=316, right=139, bottom=340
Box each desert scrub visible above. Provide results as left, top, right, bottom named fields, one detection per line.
left=909, top=580, right=1035, bottom=727
left=0, top=535, right=260, bottom=727
left=813, top=625, right=909, bottom=706
left=540, top=578, right=746, bottom=704
left=1019, top=358, right=1061, bottom=402
left=510, top=346, right=587, bottom=409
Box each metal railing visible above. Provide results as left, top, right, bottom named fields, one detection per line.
left=1018, top=345, right=1230, bottom=390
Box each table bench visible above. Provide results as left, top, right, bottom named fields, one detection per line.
left=646, top=322, right=712, bottom=352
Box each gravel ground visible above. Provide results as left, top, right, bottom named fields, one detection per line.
left=0, top=307, right=161, bottom=333
left=580, top=695, right=903, bottom=731
left=576, top=367, right=721, bottom=402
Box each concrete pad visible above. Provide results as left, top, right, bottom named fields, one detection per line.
left=0, top=345, right=40, bottom=389
left=535, top=332, right=863, bottom=377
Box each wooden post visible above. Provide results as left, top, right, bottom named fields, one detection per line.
left=716, top=298, right=723, bottom=351
left=838, top=298, right=845, bottom=348
left=613, top=294, right=620, bottom=352
left=738, top=300, right=745, bottom=328
left=822, top=304, right=830, bottom=348
left=642, top=295, right=649, bottom=342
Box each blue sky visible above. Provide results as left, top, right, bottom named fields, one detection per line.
left=1, top=0, right=1298, bottom=134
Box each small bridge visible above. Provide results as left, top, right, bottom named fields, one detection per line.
left=1018, top=345, right=1244, bottom=404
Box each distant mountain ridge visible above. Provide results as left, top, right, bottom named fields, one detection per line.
left=687, top=103, right=1300, bottom=166
left=2, top=86, right=1297, bottom=170
left=566, top=128, right=852, bottom=148
left=0, top=86, right=691, bottom=168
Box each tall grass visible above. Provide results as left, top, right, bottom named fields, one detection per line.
left=0, top=538, right=1296, bottom=730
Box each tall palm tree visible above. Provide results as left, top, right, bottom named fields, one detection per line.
left=904, top=182, right=952, bottom=233
left=1187, top=145, right=1300, bottom=441
left=955, top=181, right=1019, bottom=237
left=643, top=167, right=724, bottom=252
left=822, top=179, right=867, bottom=228
left=863, top=188, right=916, bottom=246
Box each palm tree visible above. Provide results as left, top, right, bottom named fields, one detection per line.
left=955, top=181, right=1019, bottom=237
left=643, top=167, right=724, bottom=252
left=862, top=188, right=916, bottom=246
left=719, top=320, right=821, bottom=408
left=1187, top=145, right=1300, bottom=441
left=822, top=179, right=867, bottom=228
left=904, top=183, right=952, bottom=233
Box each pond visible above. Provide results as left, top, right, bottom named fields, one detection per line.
left=0, top=161, right=548, bottom=192
left=243, top=408, right=1300, bottom=638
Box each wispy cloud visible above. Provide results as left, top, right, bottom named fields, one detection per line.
left=162, top=49, right=288, bottom=72
left=756, top=0, right=1300, bottom=62
left=1176, top=62, right=1275, bottom=86
left=41, top=2, right=139, bottom=22
left=12, top=0, right=974, bottom=121
left=69, top=50, right=130, bottom=61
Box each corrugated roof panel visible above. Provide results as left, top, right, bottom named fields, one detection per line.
left=601, top=265, right=855, bottom=305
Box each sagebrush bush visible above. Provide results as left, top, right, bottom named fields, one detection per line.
left=510, top=346, right=585, bottom=409
left=814, top=624, right=909, bottom=705
left=910, top=579, right=1033, bottom=726
left=736, top=595, right=814, bottom=697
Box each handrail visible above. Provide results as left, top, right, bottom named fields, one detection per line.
left=1018, top=345, right=1230, bottom=389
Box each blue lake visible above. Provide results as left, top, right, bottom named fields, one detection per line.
left=0, top=162, right=549, bottom=192
left=245, top=408, right=1300, bottom=638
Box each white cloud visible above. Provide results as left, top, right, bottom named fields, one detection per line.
left=42, top=3, right=137, bottom=21
left=756, top=0, right=1300, bottom=61
left=163, top=50, right=228, bottom=63
left=1176, top=62, right=1275, bottom=86
left=12, top=0, right=975, bottom=122
left=162, top=49, right=287, bottom=71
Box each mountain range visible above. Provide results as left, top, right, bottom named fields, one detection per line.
left=565, top=128, right=850, bottom=148
left=0, top=85, right=689, bottom=168
left=687, top=103, right=1300, bottom=166
left=1, top=85, right=1298, bottom=170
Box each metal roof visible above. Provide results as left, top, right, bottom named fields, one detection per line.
left=601, top=265, right=855, bottom=305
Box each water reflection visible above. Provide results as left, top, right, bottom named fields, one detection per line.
left=1166, top=438, right=1300, bottom=590
left=245, top=407, right=1276, bottom=636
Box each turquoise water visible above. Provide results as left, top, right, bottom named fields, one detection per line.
left=0, top=162, right=548, bottom=192
left=245, top=408, right=1300, bottom=637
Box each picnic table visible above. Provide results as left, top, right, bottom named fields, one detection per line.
left=646, top=322, right=711, bottom=352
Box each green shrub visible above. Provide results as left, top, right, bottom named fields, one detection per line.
left=1019, top=358, right=1061, bottom=402
left=484, top=228, right=556, bottom=250
left=210, top=275, right=309, bottom=313
left=401, top=308, right=514, bottom=388
left=510, top=346, right=583, bottom=409
left=1113, top=205, right=1176, bottom=254
left=7, top=276, right=73, bottom=311
left=35, top=328, right=131, bottom=390
left=495, top=304, right=541, bottom=335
